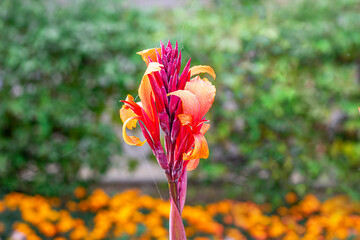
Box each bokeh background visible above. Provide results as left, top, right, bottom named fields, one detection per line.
left=1, top=0, right=360, bottom=239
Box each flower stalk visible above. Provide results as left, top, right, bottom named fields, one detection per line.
left=120, top=41, right=216, bottom=240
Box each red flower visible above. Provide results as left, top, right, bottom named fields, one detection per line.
left=119, top=41, right=216, bottom=239
left=121, top=43, right=215, bottom=170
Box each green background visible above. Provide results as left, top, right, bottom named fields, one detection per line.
left=0, top=0, right=360, bottom=205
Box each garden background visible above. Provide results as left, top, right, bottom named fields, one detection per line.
left=1, top=0, right=360, bottom=239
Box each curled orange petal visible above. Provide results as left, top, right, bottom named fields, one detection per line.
left=168, top=90, right=200, bottom=121
left=184, top=134, right=209, bottom=161
left=120, top=95, right=138, bottom=129
left=122, top=116, right=146, bottom=146
left=186, top=159, right=200, bottom=171
left=185, top=76, right=216, bottom=119
left=178, top=114, right=193, bottom=126
left=137, top=48, right=161, bottom=65
left=189, top=65, right=216, bottom=80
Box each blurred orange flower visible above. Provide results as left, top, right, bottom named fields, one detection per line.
left=74, top=187, right=87, bottom=199
left=285, top=192, right=298, bottom=204
left=3, top=189, right=360, bottom=240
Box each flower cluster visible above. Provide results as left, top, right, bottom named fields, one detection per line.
left=119, top=41, right=216, bottom=238
left=1, top=188, right=360, bottom=240
left=120, top=42, right=216, bottom=173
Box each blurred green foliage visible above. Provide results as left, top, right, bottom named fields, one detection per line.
left=168, top=0, right=360, bottom=203
left=0, top=0, right=160, bottom=195
left=1, top=0, right=360, bottom=203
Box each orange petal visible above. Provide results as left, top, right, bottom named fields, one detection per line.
left=120, top=108, right=137, bottom=129
left=185, top=76, right=216, bottom=119
left=189, top=65, right=216, bottom=80
left=200, top=123, right=210, bottom=134
left=120, top=95, right=138, bottom=129
left=168, top=90, right=200, bottom=121
left=138, top=62, right=163, bottom=119
left=186, top=159, right=200, bottom=171
left=137, top=48, right=161, bottom=65
left=184, top=134, right=209, bottom=161
left=143, top=62, right=163, bottom=76
left=178, top=114, right=193, bottom=126
left=122, top=116, right=146, bottom=146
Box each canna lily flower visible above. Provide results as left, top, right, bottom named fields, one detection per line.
left=119, top=41, right=216, bottom=240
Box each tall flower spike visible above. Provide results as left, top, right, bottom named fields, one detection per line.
left=120, top=41, right=216, bottom=240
